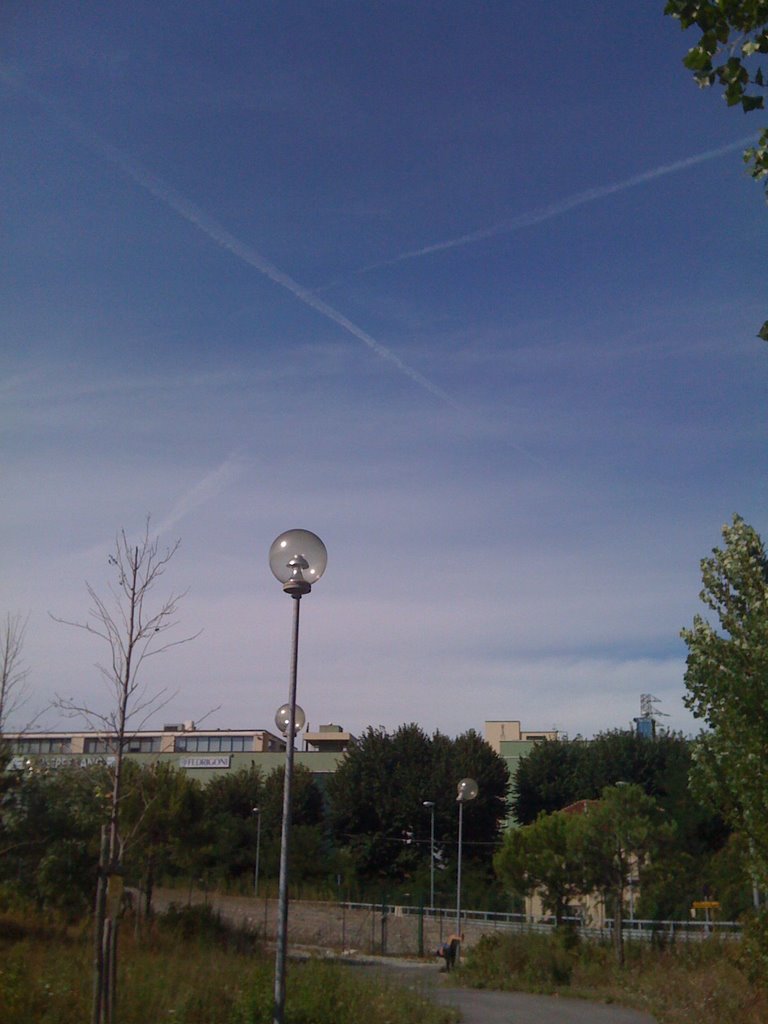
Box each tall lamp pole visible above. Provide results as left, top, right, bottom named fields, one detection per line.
left=269, top=529, right=327, bottom=1024
left=423, top=800, right=435, bottom=911
left=455, top=778, right=478, bottom=938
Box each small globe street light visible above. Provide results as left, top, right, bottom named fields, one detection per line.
left=275, top=703, right=306, bottom=741
left=268, top=529, right=327, bottom=1024
left=456, top=778, right=478, bottom=941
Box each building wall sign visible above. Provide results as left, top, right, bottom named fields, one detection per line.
left=179, top=756, right=231, bottom=769
left=8, top=755, right=116, bottom=770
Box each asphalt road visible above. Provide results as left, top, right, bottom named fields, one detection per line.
left=431, top=986, right=658, bottom=1024
left=347, top=956, right=659, bottom=1024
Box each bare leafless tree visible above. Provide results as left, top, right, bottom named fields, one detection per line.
left=52, top=517, right=199, bottom=1024
left=0, top=612, right=30, bottom=733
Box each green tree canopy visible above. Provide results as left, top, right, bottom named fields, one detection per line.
left=0, top=763, right=108, bottom=917
left=199, top=764, right=264, bottom=884
left=512, top=737, right=587, bottom=823
left=326, top=724, right=509, bottom=889
left=571, top=784, right=671, bottom=963
left=260, top=763, right=329, bottom=884
left=119, top=761, right=206, bottom=909
left=682, top=514, right=768, bottom=885
left=494, top=810, right=584, bottom=925
left=513, top=729, right=720, bottom=846
left=511, top=729, right=729, bottom=917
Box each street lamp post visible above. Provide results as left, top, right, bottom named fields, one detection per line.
left=252, top=806, right=262, bottom=898
left=455, top=778, right=478, bottom=939
left=423, top=800, right=435, bottom=911
left=269, top=529, right=327, bottom=1024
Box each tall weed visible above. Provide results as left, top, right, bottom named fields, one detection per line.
left=459, top=930, right=768, bottom=1024
left=0, top=905, right=454, bottom=1024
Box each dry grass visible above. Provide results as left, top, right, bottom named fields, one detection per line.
left=458, top=931, right=768, bottom=1024
left=0, top=905, right=456, bottom=1024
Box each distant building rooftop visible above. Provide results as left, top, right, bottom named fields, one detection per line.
left=303, top=724, right=356, bottom=753
left=484, top=720, right=558, bottom=752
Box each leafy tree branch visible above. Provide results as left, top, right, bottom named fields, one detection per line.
left=665, top=1, right=768, bottom=340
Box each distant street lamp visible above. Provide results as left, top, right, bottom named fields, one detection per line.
left=269, top=529, right=327, bottom=1024
left=423, top=800, right=435, bottom=911
left=456, top=778, right=478, bottom=938
left=275, top=702, right=306, bottom=741
left=252, top=807, right=262, bottom=898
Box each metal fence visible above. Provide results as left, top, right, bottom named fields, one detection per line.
left=342, top=900, right=743, bottom=944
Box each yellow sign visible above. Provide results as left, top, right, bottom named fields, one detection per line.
left=691, top=901, right=720, bottom=910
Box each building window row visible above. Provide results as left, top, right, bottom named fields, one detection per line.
left=84, top=737, right=162, bottom=754
left=15, top=738, right=72, bottom=755
left=174, top=735, right=250, bottom=753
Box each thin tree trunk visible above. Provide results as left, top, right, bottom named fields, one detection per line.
left=613, top=886, right=624, bottom=966
left=144, top=854, right=155, bottom=919
left=91, top=827, right=109, bottom=1024
left=107, top=919, right=118, bottom=1024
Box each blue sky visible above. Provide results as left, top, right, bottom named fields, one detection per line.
left=3, top=3, right=765, bottom=742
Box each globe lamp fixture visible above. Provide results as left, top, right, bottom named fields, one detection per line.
left=457, top=778, right=479, bottom=803
left=275, top=703, right=306, bottom=736
left=269, top=529, right=327, bottom=596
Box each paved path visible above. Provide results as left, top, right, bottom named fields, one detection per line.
left=344, top=956, right=658, bottom=1024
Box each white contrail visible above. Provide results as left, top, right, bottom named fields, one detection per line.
left=102, top=147, right=461, bottom=409
left=0, top=64, right=459, bottom=411
left=154, top=451, right=247, bottom=536
left=351, top=137, right=755, bottom=276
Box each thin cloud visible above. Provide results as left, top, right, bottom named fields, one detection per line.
left=0, top=64, right=459, bottom=412
left=51, top=451, right=246, bottom=568
left=154, top=451, right=247, bottom=536
left=347, top=137, right=755, bottom=277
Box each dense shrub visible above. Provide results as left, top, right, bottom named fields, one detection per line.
left=459, top=931, right=578, bottom=991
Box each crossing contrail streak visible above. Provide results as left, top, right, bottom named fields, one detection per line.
left=154, top=450, right=246, bottom=536
left=101, top=148, right=462, bottom=410
left=0, top=63, right=459, bottom=412
left=351, top=137, right=754, bottom=277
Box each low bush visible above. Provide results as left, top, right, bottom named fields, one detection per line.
left=459, top=931, right=577, bottom=990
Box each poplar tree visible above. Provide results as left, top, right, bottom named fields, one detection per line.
left=682, top=514, right=768, bottom=885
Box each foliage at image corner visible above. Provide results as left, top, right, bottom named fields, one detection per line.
left=664, top=1, right=767, bottom=169
left=664, top=0, right=768, bottom=341
left=739, top=907, right=768, bottom=987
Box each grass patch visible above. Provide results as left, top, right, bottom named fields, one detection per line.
left=0, top=905, right=455, bottom=1024
left=458, top=930, right=768, bottom=1024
